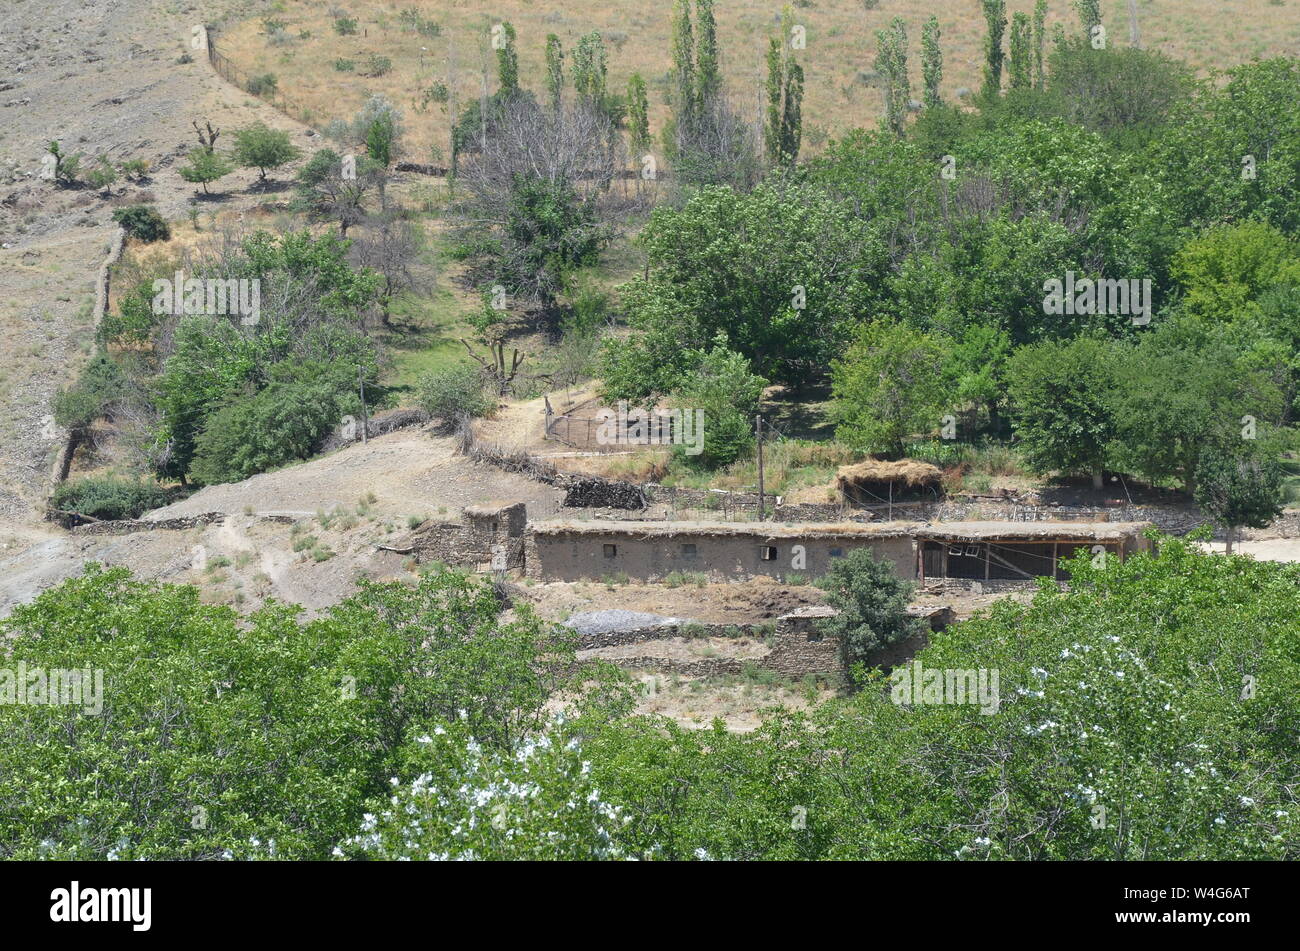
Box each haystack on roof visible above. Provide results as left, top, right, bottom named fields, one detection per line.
left=836, top=459, right=943, bottom=490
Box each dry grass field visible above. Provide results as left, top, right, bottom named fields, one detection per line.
left=219, top=0, right=1300, bottom=162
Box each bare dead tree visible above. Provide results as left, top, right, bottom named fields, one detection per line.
left=349, top=212, right=431, bottom=327
left=192, top=119, right=221, bottom=151
left=452, top=95, right=626, bottom=309
left=460, top=336, right=525, bottom=396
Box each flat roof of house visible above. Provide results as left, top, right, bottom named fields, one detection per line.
left=527, top=519, right=1153, bottom=541
left=914, top=521, right=1152, bottom=542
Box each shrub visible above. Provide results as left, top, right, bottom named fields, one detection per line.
left=50, top=476, right=174, bottom=520
left=246, top=73, right=279, bottom=96
left=333, top=17, right=358, bottom=35
left=415, top=365, right=494, bottom=425
left=333, top=58, right=355, bottom=72
left=815, top=548, right=926, bottom=674
left=110, top=205, right=171, bottom=242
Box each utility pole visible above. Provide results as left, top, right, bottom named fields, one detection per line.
left=755, top=413, right=765, bottom=521
left=358, top=366, right=369, bottom=444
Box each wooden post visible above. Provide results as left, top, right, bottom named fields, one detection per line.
left=358, top=366, right=369, bottom=444
left=755, top=414, right=764, bottom=522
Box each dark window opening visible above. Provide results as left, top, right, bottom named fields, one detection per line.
left=830, top=547, right=843, bottom=558
left=603, top=544, right=617, bottom=558
left=682, top=543, right=697, bottom=558
left=760, top=545, right=778, bottom=561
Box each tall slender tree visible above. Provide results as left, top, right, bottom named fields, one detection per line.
left=544, top=34, right=564, bottom=112
left=1009, top=11, right=1032, bottom=90
left=627, top=73, right=651, bottom=154
left=695, top=0, right=721, bottom=109
left=980, top=0, right=1007, bottom=100
left=670, top=0, right=696, bottom=132
left=1075, top=0, right=1102, bottom=36
left=573, top=32, right=608, bottom=108
left=875, top=18, right=910, bottom=138
left=780, top=61, right=803, bottom=164
left=1033, top=0, right=1048, bottom=90
left=496, top=22, right=518, bottom=97
left=921, top=16, right=943, bottom=108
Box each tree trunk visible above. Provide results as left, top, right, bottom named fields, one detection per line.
left=1225, top=524, right=1235, bottom=554
left=1091, top=467, right=1104, bottom=490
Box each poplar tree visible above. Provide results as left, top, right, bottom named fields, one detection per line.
left=496, top=22, right=518, bottom=97
left=875, top=18, right=910, bottom=138
left=545, top=34, right=564, bottom=112
left=1009, top=12, right=1032, bottom=90
left=921, top=15, right=942, bottom=108
left=670, top=0, right=696, bottom=131
left=627, top=73, right=651, bottom=154
left=980, top=0, right=1007, bottom=100
left=695, top=0, right=721, bottom=109
left=1075, top=0, right=1102, bottom=36
left=573, top=32, right=608, bottom=108
left=1033, top=0, right=1048, bottom=90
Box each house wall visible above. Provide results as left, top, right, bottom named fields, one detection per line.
left=525, top=532, right=917, bottom=582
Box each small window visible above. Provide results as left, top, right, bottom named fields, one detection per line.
left=681, top=543, right=697, bottom=558
left=603, top=544, right=617, bottom=558
left=830, top=547, right=843, bottom=558
left=760, top=545, right=778, bottom=561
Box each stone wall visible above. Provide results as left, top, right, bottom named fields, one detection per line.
left=69, top=513, right=224, bottom=535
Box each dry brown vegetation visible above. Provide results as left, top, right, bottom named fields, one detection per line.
left=221, top=0, right=1300, bottom=162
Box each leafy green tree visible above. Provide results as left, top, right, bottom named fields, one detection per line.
left=874, top=18, right=910, bottom=138
left=694, top=0, right=720, bottom=108
left=231, top=122, right=301, bottom=183
left=496, top=21, right=519, bottom=97
left=626, top=73, right=651, bottom=154
left=1194, top=445, right=1285, bottom=552
left=1033, top=0, right=1048, bottom=89
left=1150, top=59, right=1300, bottom=233
left=920, top=16, right=942, bottom=108
left=415, top=364, right=494, bottom=426
left=111, top=205, right=171, bottom=242
left=1047, top=38, right=1194, bottom=146
left=189, top=361, right=360, bottom=485
left=816, top=548, right=927, bottom=674
left=544, top=34, right=564, bottom=112
left=669, top=0, right=696, bottom=132
left=572, top=32, right=609, bottom=111
left=336, top=717, right=629, bottom=860
left=45, top=140, right=81, bottom=186
left=1075, top=0, right=1102, bottom=35
left=0, top=563, right=601, bottom=860
left=1006, top=335, right=1118, bottom=487
left=591, top=538, right=1300, bottom=860
left=1109, top=319, right=1286, bottom=494
left=602, top=183, right=886, bottom=397
left=1171, top=221, right=1300, bottom=325
left=86, top=156, right=118, bottom=196
left=669, top=339, right=767, bottom=469
left=178, top=146, right=234, bottom=195
left=1009, top=12, right=1032, bottom=91
left=831, top=320, right=951, bottom=458
left=53, top=352, right=128, bottom=434
left=293, top=148, right=377, bottom=236
left=980, top=0, right=1007, bottom=100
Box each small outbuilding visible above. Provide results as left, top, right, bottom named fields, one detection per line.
left=836, top=459, right=943, bottom=507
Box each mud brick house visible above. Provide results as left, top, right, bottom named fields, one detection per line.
left=523, top=517, right=1153, bottom=583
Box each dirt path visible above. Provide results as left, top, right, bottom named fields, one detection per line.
left=0, top=0, right=316, bottom=539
